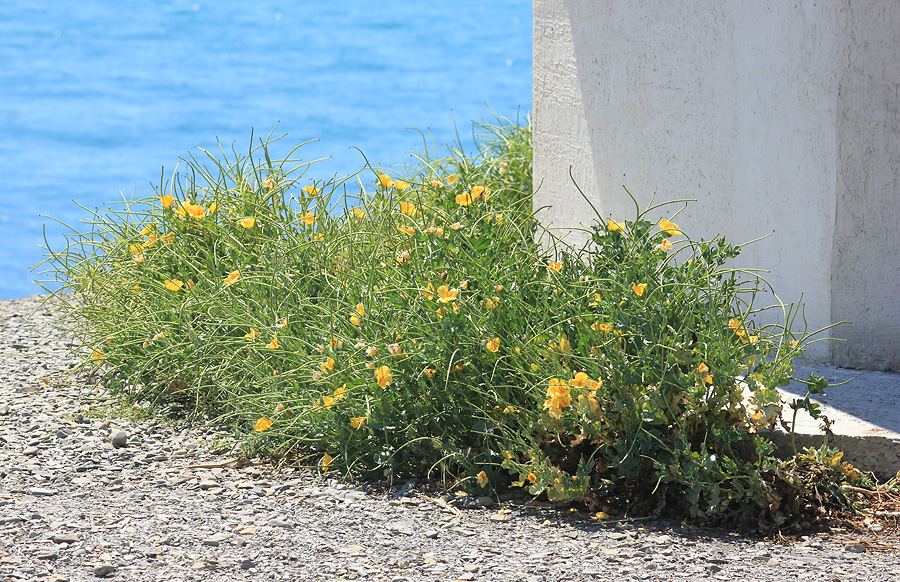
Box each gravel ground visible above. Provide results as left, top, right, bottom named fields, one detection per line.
left=1, top=294, right=899, bottom=582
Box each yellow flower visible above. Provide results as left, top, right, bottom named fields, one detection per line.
left=266, top=336, right=279, bottom=349
left=239, top=217, right=256, bottom=229
left=263, top=179, right=274, bottom=190
left=302, top=212, right=316, bottom=225
left=207, top=203, right=217, bottom=213
left=90, top=349, right=104, bottom=361
left=378, top=174, right=394, bottom=188
left=421, top=283, right=436, bottom=300
left=548, top=261, right=563, bottom=272
left=483, top=297, right=497, bottom=309
left=365, top=346, right=378, bottom=357
left=594, top=322, right=613, bottom=333
left=495, top=285, right=504, bottom=292
left=398, top=201, right=418, bottom=216
left=396, top=249, right=411, bottom=265
left=632, top=283, right=647, bottom=297
left=436, top=285, right=458, bottom=303
left=655, top=238, right=673, bottom=252
left=160, top=195, right=174, bottom=208
left=543, top=378, right=571, bottom=418
left=728, top=318, right=741, bottom=329
left=570, top=372, right=591, bottom=388
left=331, top=336, right=343, bottom=349
left=245, top=328, right=258, bottom=339
left=129, top=244, right=141, bottom=254
left=277, top=318, right=288, bottom=327
left=395, top=180, right=410, bottom=192
left=349, top=314, right=361, bottom=326
left=302, top=185, right=321, bottom=195
left=274, top=403, right=284, bottom=413
left=430, top=179, right=444, bottom=188
left=333, top=384, right=347, bottom=400
left=447, top=174, right=458, bottom=184
left=471, top=185, right=489, bottom=201
left=254, top=418, right=273, bottom=432
left=558, top=335, right=571, bottom=353
left=485, top=337, right=500, bottom=352
left=527, top=472, right=537, bottom=483
left=321, top=452, right=333, bottom=473
left=161, top=232, right=175, bottom=244
left=698, top=363, right=709, bottom=374
left=455, top=192, right=474, bottom=206
left=702, top=373, right=714, bottom=386
left=398, top=225, right=416, bottom=237
left=450, top=222, right=463, bottom=230
left=352, top=206, right=365, bottom=218
left=350, top=416, right=367, bottom=430
left=658, top=218, right=681, bottom=236
left=387, top=343, right=406, bottom=358
left=608, top=219, right=625, bottom=232
left=164, top=279, right=184, bottom=292
left=423, top=226, right=443, bottom=237
left=375, top=365, right=392, bottom=388
left=182, top=202, right=206, bottom=219
left=423, top=368, right=435, bottom=378
left=476, top=470, right=488, bottom=488
left=321, top=357, right=335, bottom=374
left=223, top=270, right=240, bottom=286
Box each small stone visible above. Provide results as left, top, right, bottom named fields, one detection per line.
left=463, top=564, right=480, bottom=573
left=52, top=533, right=81, bottom=544
left=93, top=564, right=117, bottom=577
left=869, top=523, right=884, bottom=533
left=201, top=533, right=230, bottom=546
left=198, top=480, right=219, bottom=491
left=267, top=518, right=291, bottom=528
left=489, top=512, right=510, bottom=522
left=37, top=549, right=59, bottom=560
left=424, top=529, right=439, bottom=539
left=844, top=544, right=867, bottom=553
left=0, top=404, right=9, bottom=415
left=608, top=532, right=629, bottom=541
left=23, top=446, right=39, bottom=456
left=766, top=558, right=780, bottom=567
left=240, top=559, right=256, bottom=570
left=28, top=488, right=58, bottom=496
left=110, top=431, right=128, bottom=447
left=474, top=496, right=494, bottom=507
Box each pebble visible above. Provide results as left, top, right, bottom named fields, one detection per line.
left=0, top=295, right=897, bottom=582
left=110, top=430, right=128, bottom=447
left=93, top=564, right=117, bottom=577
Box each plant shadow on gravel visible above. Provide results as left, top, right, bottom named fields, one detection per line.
left=37, top=116, right=900, bottom=535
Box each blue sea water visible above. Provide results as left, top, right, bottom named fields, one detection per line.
left=0, top=0, right=532, bottom=299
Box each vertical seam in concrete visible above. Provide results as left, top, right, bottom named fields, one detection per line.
left=831, top=1, right=853, bottom=362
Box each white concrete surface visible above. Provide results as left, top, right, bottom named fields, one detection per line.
left=766, top=362, right=900, bottom=479
left=533, top=0, right=900, bottom=369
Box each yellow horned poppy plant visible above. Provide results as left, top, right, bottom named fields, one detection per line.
left=239, top=217, right=256, bottom=229
left=399, top=201, right=417, bottom=215
left=302, top=212, right=316, bottom=225
left=321, top=453, right=333, bottom=473
left=375, top=365, right=392, bottom=388
left=436, top=285, right=458, bottom=303
left=632, top=283, right=647, bottom=297
left=254, top=418, right=273, bottom=432
left=223, top=270, right=240, bottom=286
left=485, top=338, right=500, bottom=352
left=350, top=416, right=367, bottom=429
left=455, top=192, right=474, bottom=206
left=266, top=336, right=279, bottom=349
left=164, top=279, right=184, bottom=292
left=160, top=195, right=174, bottom=208
left=378, top=174, right=394, bottom=188
left=543, top=378, right=571, bottom=418
left=658, top=218, right=682, bottom=236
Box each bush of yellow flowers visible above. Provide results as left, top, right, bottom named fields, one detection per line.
left=42, top=117, right=871, bottom=529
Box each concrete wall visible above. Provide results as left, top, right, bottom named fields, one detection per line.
left=533, top=0, right=900, bottom=369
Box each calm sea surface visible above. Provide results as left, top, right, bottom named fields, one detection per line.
left=0, top=0, right=532, bottom=299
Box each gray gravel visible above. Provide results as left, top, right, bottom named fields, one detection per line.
left=1, top=294, right=898, bottom=582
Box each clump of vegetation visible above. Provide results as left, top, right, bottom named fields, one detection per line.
left=41, top=117, right=875, bottom=529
